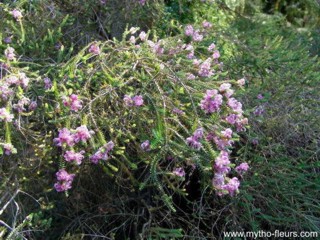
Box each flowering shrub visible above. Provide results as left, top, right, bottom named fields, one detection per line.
left=41, top=22, right=250, bottom=204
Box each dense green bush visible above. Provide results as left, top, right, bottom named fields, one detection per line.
left=0, top=0, right=319, bottom=239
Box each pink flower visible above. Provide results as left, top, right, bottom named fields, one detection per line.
left=193, top=59, right=202, bottom=66
left=6, top=76, right=19, bottom=85
left=222, top=177, right=240, bottom=196
left=141, top=140, right=150, bottom=151
left=133, top=95, right=144, bottom=106
left=193, top=128, right=204, bottom=140
left=124, top=95, right=144, bottom=106
left=186, top=136, right=202, bottom=150
left=214, top=151, right=231, bottom=174
left=3, top=143, right=17, bottom=155
left=63, top=94, right=82, bottom=112
left=90, top=141, right=114, bottom=164
left=104, top=141, right=115, bottom=152
left=202, top=21, right=212, bottom=28
left=139, top=31, right=147, bottom=41
left=192, top=30, right=203, bottom=42
left=212, top=50, right=220, bottom=59
left=44, top=77, right=52, bottom=89
left=225, top=114, right=238, bottom=125
left=219, top=83, right=231, bottom=92
left=64, top=150, right=85, bottom=165
left=54, top=181, right=73, bottom=192
left=186, top=73, right=196, bottom=80
left=13, top=96, right=30, bottom=112
left=253, top=106, right=264, bottom=116
left=187, top=51, right=194, bottom=59
left=0, top=108, right=14, bottom=122
left=56, top=169, right=75, bottom=182
left=200, top=90, right=223, bottom=114
left=186, top=128, right=204, bottom=150
left=54, top=169, right=75, bottom=192
left=89, top=43, right=100, bottom=55
left=227, top=98, right=243, bottom=114
left=123, top=95, right=134, bottom=106
left=4, top=47, right=16, bottom=61
left=54, top=128, right=74, bottom=147
left=28, top=101, right=37, bottom=111
left=185, top=25, right=194, bottom=36
left=198, top=58, right=213, bottom=77
left=18, top=72, right=29, bottom=88
left=74, top=125, right=94, bottom=143
left=129, top=36, right=136, bottom=44
left=11, top=9, right=23, bottom=21
left=257, top=94, right=264, bottom=99
left=173, top=167, right=185, bottom=177
left=237, top=78, right=246, bottom=86
left=208, top=43, right=216, bottom=52
left=235, top=162, right=249, bottom=174
left=0, top=84, right=14, bottom=100
left=221, top=128, right=233, bottom=139
left=212, top=173, right=225, bottom=189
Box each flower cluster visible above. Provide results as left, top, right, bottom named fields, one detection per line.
left=212, top=151, right=249, bottom=196
left=89, top=43, right=101, bottom=55
left=53, top=126, right=113, bottom=192
left=54, top=126, right=94, bottom=147
left=1, top=143, right=17, bottom=155
left=184, top=25, right=204, bottom=42
left=54, top=169, right=75, bottom=192
left=141, top=140, right=151, bottom=151
left=200, top=89, right=223, bottom=114
left=173, top=167, right=186, bottom=177
left=4, top=47, right=16, bottom=61
left=62, top=94, right=82, bottom=112
left=90, top=141, right=115, bottom=164
left=11, top=9, right=23, bottom=21
left=0, top=108, right=14, bottom=122
left=186, top=128, right=204, bottom=150
left=5, top=72, right=30, bottom=89
left=64, top=150, right=85, bottom=165
left=123, top=95, right=144, bottom=107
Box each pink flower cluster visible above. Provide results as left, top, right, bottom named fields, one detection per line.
left=89, top=43, right=100, bottom=55
left=62, top=94, right=82, bottom=112
left=53, top=126, right=106, bottom=192
left=207, top=128, right=234, bottom=150
left=4, top=47, right=16, bottom=61
left=90, top=141, right=115, bottom=164
left=186, top=128, right=204, bottom=150
left=173, top=167, right=185, bottom=177
left=54, top=125, right=94, bottom=147
left=5, top=72, right=30, bottom=89
left=2, top=143, right=17, bottom=155
left=0, top=108, right=14, bottom=122
left=200, top=89, right=223, bottom=114
left=44, top=77, right=52, bottom=90
left=64, top=150, right=85, bottom=165
left=212, top=150, right=249, bottom=196
left=13, top=96, right=30, bottom=112
left=141, top=140, right=150, bottom=151
left=11, top=9, right=23, bottom=21
left=54, top=169, right=75, bottom=192
left=185, top=25, right=204, bottom=42
left=123, top=95, right=144, bottom=107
